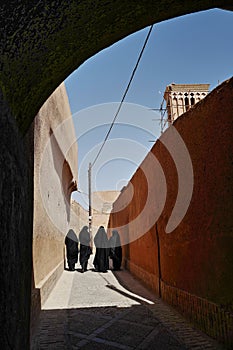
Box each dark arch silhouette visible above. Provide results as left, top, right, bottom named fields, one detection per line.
left=0, top=1, right=232, bottom=132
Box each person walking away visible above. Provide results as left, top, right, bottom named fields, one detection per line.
left=93, top=226, right=109, bottom=272
left=79, top=226, right=92, bottom=273
left=109, top=230, right=122, bottom=271
left=65, top=229, right=79, bottom=271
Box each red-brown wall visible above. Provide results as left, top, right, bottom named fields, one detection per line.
left=109, top=77, right=233, bottom=347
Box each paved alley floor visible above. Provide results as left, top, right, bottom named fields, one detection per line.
left=32, top=257, right=224, bottom=349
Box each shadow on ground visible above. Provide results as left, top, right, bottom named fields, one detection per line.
left=32, top=304, right=186, bottom=350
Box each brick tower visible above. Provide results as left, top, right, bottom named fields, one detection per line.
left=164, top=83, right=210, bottom=123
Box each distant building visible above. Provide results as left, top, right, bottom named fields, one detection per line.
left=92, top=191, right=120, bottom=234
left=164, top=83, right=210, bottom=123
left=70, top=190, right=120, bottom=241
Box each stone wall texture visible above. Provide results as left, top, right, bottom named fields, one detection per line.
left=108, top=77, right=233, bottom=347
left=0, top=88, right=33, bottom=349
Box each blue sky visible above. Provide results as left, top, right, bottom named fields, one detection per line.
left=65, top=8, right=233, bottom=208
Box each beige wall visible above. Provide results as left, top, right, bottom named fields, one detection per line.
left=70, top=199, right=89, bottom=235
left=70, top=190, right=120, bottom=240
left=33, top=82, right=78, bottom=286
left=92, top=191, right=120, bottom=235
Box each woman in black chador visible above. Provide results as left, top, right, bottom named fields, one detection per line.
left=79, top=226, right=92, bottom=273
left=65, top=229, right=79, bottom=271
left=109, top=230, right=122, bottom=271
left=93, top=226, right=109, bottom=272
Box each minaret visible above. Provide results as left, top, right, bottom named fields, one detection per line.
left=164, top=83, right=210, bottom=124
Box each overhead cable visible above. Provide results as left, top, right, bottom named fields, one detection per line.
left=91, top=24, right=154, bottom=168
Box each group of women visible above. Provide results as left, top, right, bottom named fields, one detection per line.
left=65, top=226, right=122, bottom=273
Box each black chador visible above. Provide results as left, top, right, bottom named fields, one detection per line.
left=79, top=226, right=92, bottom=273
left=93, top=226, right=109, bottom=272
left=65, top=229, right=79, bottom=271
left=109, top=230, right=122, bottom=271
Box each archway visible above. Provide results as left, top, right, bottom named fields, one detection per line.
left=0, top=2, right=233, bottom=349
left=0, top=1, right=232, bottom=132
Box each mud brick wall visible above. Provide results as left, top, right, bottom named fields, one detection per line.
left=109, top=77, right=233, bottom=347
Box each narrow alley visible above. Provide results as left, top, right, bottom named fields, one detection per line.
left=31, top=256, right=223, bottom=350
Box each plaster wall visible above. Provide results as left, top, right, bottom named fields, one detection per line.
left=33, top=82, right=78, bottom=287
left=92, top=191, right=120, bottom=235
left=70, top=199, right=89, bottom=236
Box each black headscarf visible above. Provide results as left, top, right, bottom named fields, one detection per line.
left=94, top=226, right=109, bottom=249
left=109, top=230, right=121, bottom=248
left=93, top=226, right=109, bottom=272
left=79, top=226, right=90, bottom=246
left=79, top=226, right=92, bottom=266
left=109, top=230, right=122, bottom=270
left=65, top=229, right=79, bottom=262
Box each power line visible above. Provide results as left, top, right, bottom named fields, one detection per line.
left=91, top=24, right=154, bottom=168
left=77, top=189, right=89, bottom=196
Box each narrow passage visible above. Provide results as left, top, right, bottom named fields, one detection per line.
left=32, top=256, right=223, bottom=349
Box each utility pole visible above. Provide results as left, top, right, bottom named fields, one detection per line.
left=88, top=163, right=93, bottom=250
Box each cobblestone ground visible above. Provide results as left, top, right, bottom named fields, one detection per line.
left=31, top=257, right=224, bottom=349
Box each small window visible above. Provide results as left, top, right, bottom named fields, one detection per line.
left=185, top=97, right=189, bottom=111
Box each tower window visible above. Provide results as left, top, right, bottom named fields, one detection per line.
left=185, top=97, right=189, bottom=111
